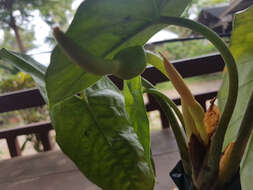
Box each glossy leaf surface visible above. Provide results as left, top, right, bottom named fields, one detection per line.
left=218, top=6, right=253, bottom=190
left=51, top=77, right=155, bottom=190
left=0, top=48, right=48, bottom=102
left=46, top=0, right=192, bottom=105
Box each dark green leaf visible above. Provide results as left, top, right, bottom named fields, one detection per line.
left=46, top=0, right=192, bottom=105
left=0, top=48, right=48, bottom=102
left=218, top=6, right=253, bottom=190
left=51, top=77, right=155, bottom=190
left=46, top=47, right=101, bottom=105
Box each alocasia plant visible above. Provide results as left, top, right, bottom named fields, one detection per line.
left=1, top=0, right=253, bottom=190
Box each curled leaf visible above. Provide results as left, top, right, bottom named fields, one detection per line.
left=160, top=53, right=208, bottom=146
left=159, top=53, right=194, bottom=106
left=53, top=27, right=119, bottom=76
left=53, top=27, right=147, bottom=80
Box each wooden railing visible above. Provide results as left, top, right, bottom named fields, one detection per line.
left=0, top=53, right=224, bottom=158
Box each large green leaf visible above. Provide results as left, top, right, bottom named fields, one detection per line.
left=123, top=76, right=152, bottom=170
left=46, top=0, right=192, bottom=105
left=218, top=6, right=253, bottom=190
left=0, top=48, right=48, bottom=103
left=51, top=77, right=155, bottom=190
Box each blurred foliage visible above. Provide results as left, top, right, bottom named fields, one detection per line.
left=0, top=0, right=75, bottom=156
left=155, top=39, right=217, bottom=60
left=155, top=0, right=229, bottom=60
left=0, top=0, right=74, bottom=52
left=0, top=0, right=75, bottom=77
left=21, top=134, right=44, bottom=152
left=0, top=26, right=35, bottom=51
left=0, top=72, right=35, bottom=92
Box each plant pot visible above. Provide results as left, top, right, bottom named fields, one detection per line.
left=170, top=161, right=242, bottom=190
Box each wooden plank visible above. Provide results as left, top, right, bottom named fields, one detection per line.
left=141, top=53, right=224, bottom=85
left=37, top=131, right=53, bottom=151
left=0, top=88, right=45, bottom=113
left=146, top=90, right=218, bottom=112
left=0, top=54, right=224, bottom=113
left=151, top=129, right=178, bottom=155
left=6, top=136, right=21, bottom=157
left=0, top=129, right=180, bottom=190
left=0, top=151, right=77, bottom=184
left=153, top=152, right=180, bottom=190
left=0, top=171, right=97, bottom=190
left=0, top=153, right=180, bottom=190
left=0, top=122, right=53, bottom=139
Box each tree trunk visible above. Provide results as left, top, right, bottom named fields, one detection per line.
left=13, top=25, right=26, bottom=53
left=5, top=0, right=26, bottom=53
left=10, top=14, right=26, bottom=53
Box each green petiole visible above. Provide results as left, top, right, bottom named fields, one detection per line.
left=141, top=77, right=185, bottom=130
left=141, top=78, right=190, bottom=175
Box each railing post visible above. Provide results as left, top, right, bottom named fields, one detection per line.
left=37, top=130, right=53, bottom=151
left=6, top=136, right=21, bottom=157
left=160, top=110, right=170, bottom=129
left=147, top=94, right=170, bottom=129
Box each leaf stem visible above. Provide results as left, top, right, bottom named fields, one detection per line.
left=150, top=90, right=191, bottom=176
left=141, top=78, right=185, bottom=129
left=147, top=88, right=186, bottom=130
left=141, top=78, right=191, bottom=175
left=154, top=16, right=238, bottom=187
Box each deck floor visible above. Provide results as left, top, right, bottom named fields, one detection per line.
left=0, top=128, right=180, bottom=190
